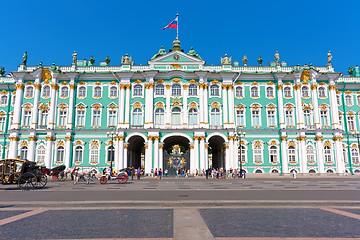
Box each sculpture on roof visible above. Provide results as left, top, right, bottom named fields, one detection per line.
left=72, top=51, right=77, bottom=65
left=327, top=51, right=332, bottom=66
left=257, top=56, right=263, bottom=66
left=151, top=46, right=167, bottom=60
left=89, top=56, right=95, bottom=66
left=188, top=47, right=202, bottom=60
left=0, top=67, right=5, bottom=76
left=221, top=54, right=231, bottom=65
left=22, top=51, right=28, bottom=65
left=121, top=53, right=132, bottom=65
left=242, top=55, right=248, bottom=66
left=274, top=51, right=280, bottom=66
left=105, top=56, right=111, bottom=66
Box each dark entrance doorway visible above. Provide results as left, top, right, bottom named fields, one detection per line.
left=163, top=136, right=190, bottom=176
left=127, top=136, right=145, bottom=169
left=208, top=136, right=225, bottom=169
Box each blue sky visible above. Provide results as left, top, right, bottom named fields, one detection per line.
left=1, top=0, right=359, bottom=75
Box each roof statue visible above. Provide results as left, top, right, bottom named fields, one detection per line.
left=274, top=51, right=280, bottom=66
left=105, top=56, right=111, bottom=66
left=257, top=56, right=263, bottom=66
left=89, top=56, right=95, bottom=66
left=327, top=51, right=332, bottom=66
left=188, top=47, right=202, bottom=60
left=121, top=53, right=132, bottom=65
left=221, top=54, right=232, bottom=65
left=0, top=66, right=5, bottom=76
left=172, top=38, right=181, bottom=51
left=72, top=51, right=77, bottom=66
left=151, top=46, right=167, bottom=60
left=242, top=55, right=248, bottom=66
left=22, top=51, right=28, bottom=65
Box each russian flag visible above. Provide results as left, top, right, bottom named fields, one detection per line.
left=162, top=16, right=178, bottom=31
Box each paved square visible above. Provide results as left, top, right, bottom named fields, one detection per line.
left=0, top=210, right=28, bottom=220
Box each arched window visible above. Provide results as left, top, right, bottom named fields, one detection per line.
left=90, top=145, right=99, bottom=164
left=188, top=108, right=198, bottom=125
left=269, top=146, right=277, bottom=163
left=58, top=109, right=67, bottom=127
left=172, top=84, right=181, bottom=96
left=285, top=109, right=294, bottom=127
left=235, top=86, right=243, bottom=98
left=210, top=85, right=220, bottom=96
left=251, top=86, right=259, bottom=98
left=252, top=109, right=260, bottom=127
left=42, top=85, right=50, bottom=98
left=288, top=146, right=296, bottom=163
left=93, top=86, right=102, bottom=97
left=23, top=110, right=31, bottom=127
left=107, top=145, right=115, bottom=163
left=267, top=109, right=275, bottom=126
left=60, top=86, right=69, bottom=97
left=284, top=87, right=292, bottom=97
left=318, top=87, right=326, bottom=97
left=266, top=87, right=274, bottom=98
left=109, top=86, right=117, bottom=97
left=132, top=108, right=143, bottom=126
left=78, top=86, right=86, bottom=97
left=188, top=84, right=197, bottom=96
left=20, top=146, right=28, bottom=160
left=345, top=95, right=353, bottom=106
left=155, top=84, right=164, bottom=96
left=254, top=145, right=262, bottom=164
left=171, top=107, right=181, bottom=125
left=76, top=109, right=85, bottom=127
left=239, top=145, right=247, bottom=163
left=74, top=146, right=83, bottom=164
left=36, top=145, right=45, bottom=164
left=56, top=146, right=65, bottom=163
left=38, top=110, right=48, bottom=127
left=236, top=109, right=245, bottom=127
left=108, top=109, right=117, bottom=127
left=154, top=108, right=164, bottom=125
left=25, top=86, right=34, bottom=98
left=306, top=145, right=315, bottom=163
left=0, top=95, right=7, bottom=105
left=348, top=115, right=356, bottom=131
left=0, top=115, right=5, bottom=131
left=320, top=110, right=328, bottom=127
left=133, top=84, right=142, bottom=96
left=304, top=109, right=311, bottom=126
left=92, top=109, right=101, bottom=127
left=324, top=145, right=332, bottom=162
left=210, top=108, right=221, bottom=126
left=351, top=148, right=359, bottom=164
left=302, top=86, right=309, bottom=97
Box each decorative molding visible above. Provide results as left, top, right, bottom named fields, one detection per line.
left=28, top=136, right=37, bottom=141
left=46, top=136, right=55, bottom=141
left=315, top=136, right=323, bottom=141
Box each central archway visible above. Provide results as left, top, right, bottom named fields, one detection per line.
left=127, top=135, right=145, bottom=169
left=162, top=136, right=190, bottom=176
left=208, top=135, right=225, bottom=169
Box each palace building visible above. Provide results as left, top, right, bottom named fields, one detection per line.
left=0, top=39, right=360, bottom=175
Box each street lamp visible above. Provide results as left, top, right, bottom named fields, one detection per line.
left=107, top=131, right=118, bottom=173
left=234, top=129, right=246, bottom=178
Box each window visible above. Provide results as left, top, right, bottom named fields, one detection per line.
left=284, top=87, right=292, bottom=97
left=36, top=145, right=45, bottom=164
left=285, top=109, right=294, bottom=127
left=58, top=110, right=67, bottom=127
left=351, top=148, right=360, bottom=164
left=93, top=86, right=102, bottom=98
left=171, top=107, right=181, bottom=125
left=60, top=86, right=69, bottom=98
left=304, top=109, right=312, bottom=126
left=252, top=109, right=260, bottom=127
left=0, top=116, right=5, bottom=131
left=132, top=108, right=143, bottom=126
left=339, top=114, right=343, bottom=129
left=302, top=86, right=309, bottom=98
left=0, top=95, right=7, bottom=106
left=343, top=147, right=348, bottom=164
left=56, top=146, right=65, bottom=163
left=306, top=145, right=315, bottom=164
left=269, top=146, right=278, bottom=163
left=254, top=145, right=262, bottom=164
left=210, top=85, right=220, bottom=96
left=25, top=86, right=34, bottom=98
left=92, top=109, right=101, bottom=127
left=154, top=108, right=164, bottom=125
left=155, top=84, right=164, bottom=95
left=42, top=85, right=50, bottom=98
left=320, top=110, right=328, bottom=127
left=337, top=95, right=341, bottom=105
left=20, top=146, right=28, bottom=160
left=324, top=146, right=332, bottom=162
left=239, top=145, right=246, bottom=163
left=172, top=84, right=181, bottom=96
left=133, top=84, right=142, bottom=96
left=74, top=146, right=83, bottom=164
left=251, top=86, right=259, bottom=98
left=348, top=115, right=356, bottom=131
left=78, top=86, right=86, bottom=97
left=357, top=95, right=360, bottom=106
left=23, top=110, right=31, bottom=127
left=266, top=87, right=274, bottom=98
left=345, top=95, right=353, bottom=106
left=109, top=86, right=117, bottom=97
left=107, top=145, right=115, bottom=163
left=210, top=108, right=221, bottom=126
left=188, top=84, right=197, bottom=96
left=90, top=145, right=99, bottom=164
left=188, top=108, right=198, bottom=125
left=108, top=109, right=117, bottom=127
left=38, top=110, right=48, bottom=127
left=236, top=109, right=245, bottom=127
left=235, top=86, right=243, bottom=98
left=288, top=146, right=296, bottom=163
left=318, top=87, right=326, bottom=97
left=76, top=109, right=85, bottom=127
left=267, top=110, right=275, bottom=127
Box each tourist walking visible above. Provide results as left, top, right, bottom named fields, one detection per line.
left=159, top=168, right=162, bottom=179
left=165, top=169, right=168, bottom=177
left=137, top=167, right=141, bottom=180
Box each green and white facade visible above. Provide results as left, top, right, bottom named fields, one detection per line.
left=1, top=40, right=360, bottom=175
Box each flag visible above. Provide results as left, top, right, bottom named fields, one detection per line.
left=162, top=16, right=178, bottom=31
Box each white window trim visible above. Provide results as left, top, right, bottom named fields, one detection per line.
left=301, top=86, right=310, bottom=99
left=266, top=108, right=277, bottom=127
left=235, top=86, right=244, bottom=99
left=91, top=108, right=102, bottom=128
left=210, top=107, right=222, bottom=126
left=41, top=85, right=51, bottom=99
left=283, top=86, right=293, bottom=98
left=266, top=86, right=275, bottom=99
left=57, top=108, right=68, bottom=127
left=59, top=86, right=69, bottom=99
left=108, top=86, right=118, bottom=99
left=154, top=84, right=165, bottom=97
left=251, top=108, right=262, bottom=127
left=306, top=144, right=316, bottom=164
left=132, top=84, right=144, bottom=98
left=89, top=141, right=100, bottom=165
left=345, top=94, right=354, bottom=106
left=132, top=107, right=143, bottom=126
left=318, top=86, right=328, bottom=98
left=78, top=86, right=87, bottom=99
left=54, top=146, right=65, bottom=164
left=24, top=86, right=34, bottom=99
left=323, top=144, right=334, bottom=163
left=188, top=84, right=198, bottom=97
left=236, top=108, right=246, bottom=128
left=268, top=144, right=279, bottom=164
left=250, top=86, right=260, bottom=99
left=287, top=145, right=298, bottom=164
left=22, top=107, right=32, bottom=127
left=238, top=143, right=248, bottom=164
left=252, top=142, right=263, bottom=164
left=73, top=145, right=84, bottom=164
left=75, top=107, right=87, bottom=127
left=209, top=84, right=221, bottom=98
left=107, top=108, right=117, bottom=127
left=92, top=85, right=103, bottom=99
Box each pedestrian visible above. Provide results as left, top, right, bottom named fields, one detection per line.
left=159, top=168, right=162, bottom=179
left=177, top=168, right=180, bottom=178
left=155, top=168, right=158, bottom=177
left=165, top=169, right=168, bottom=177
left=131, top=166, right=134, bottom=181
left=195, top=169, right=198, bottom=178
left=151, top=168, right=154, bottom=178
left=292, top=170, right=296, bottom=179
left=137, top=167, right=141, bottom=180
left=205, top=169, right=209, bottom=179
left=182, top=169, right=185, bottom=177
left=242, top=170, right=246, bottom=179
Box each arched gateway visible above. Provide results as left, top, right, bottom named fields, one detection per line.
left=162, top=136, right=190, bottom=175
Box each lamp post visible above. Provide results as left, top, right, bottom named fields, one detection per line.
left=234, top=129, right=246, bottom=178
left=107, top=131, right=118, bottom=173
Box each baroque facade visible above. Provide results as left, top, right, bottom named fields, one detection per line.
left=1, top=40, right=360, bottom=175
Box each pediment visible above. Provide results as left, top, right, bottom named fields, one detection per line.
left=148, top=50, right=205, bottom=66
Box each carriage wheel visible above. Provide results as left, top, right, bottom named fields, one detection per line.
left=99, top=176, right=107, bottom=184
left=117, top=174, right=128, bottom=184
left=18, top=172, right=36, bottom=190
left=32, top=174, right=47, bottom=189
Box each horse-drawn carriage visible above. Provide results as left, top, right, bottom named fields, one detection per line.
left=0, top=158, right=47, bottom=190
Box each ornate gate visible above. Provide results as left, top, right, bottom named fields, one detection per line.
left=163, top=145, right=190, bottom=176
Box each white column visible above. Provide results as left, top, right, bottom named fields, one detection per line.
left=199, top=84, right=204, bottom=125
left=119, top=84, right=125, bottom=126
left=28, top=136, right=36, bottom=162
left=45, top=136, right=54, bottom=168
left=194, top=137, right=199, bottom=170
left=205, top=144, right=209, bottom=170
left=114, top=139, right=119, bottom=171
left=294, top=84, right=305, bottom=129
left=165, top=84, right=171, bottom=125
left=225, top=143, right=230, bottom=170
left=65, top=136, right=72, bottom=169
left=316, top=136, right=325, bottom=174
left=182, top=85, right=188, bottom=125
left=124, top=85, right=131, bottom=126
left=30, top=81, right=41, bottom=129
left=67, top=81, right=75, bottom=129
left=312, top=84, right=321, bottom=129
left=144, top=82, right=154, bottom=128
left=13, top=83, right=24, bottom=130
left=48, top=80, right=58, bottom=130
left=199, top=136, right=205, bottom=173
left=203, top=84, right=209, bottom=125
left=145, top=137, right=153, bottom=174
left=190, top=144, right=195, bottom=173
left=329, top=83, right=340, bottom=129
left=228, top=85, right=235, bottom=127
left=118, top=136, right=124, bottom=169
left=277, top=84, right=285, bottom=129
left=159, top=143, right=163, bottom=170
left=298, top=137, right=306, bottom=173
left=229, top=137, right=234, bottom=170
left=148, top=83, right=154, bottom=127
left=123, top=144, right=128, bottom=168
left=153, top=136, right=159, bottom=169
left=334, top=137, right=344, bottom=174
left=222, top=85, right=229, bottom=126
left=281, top=136, right=289, bottom=174
left=9, top=135, right=19, bottom=159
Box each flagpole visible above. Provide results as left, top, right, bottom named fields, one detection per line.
left=176, top=13, right=179, bottom=40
